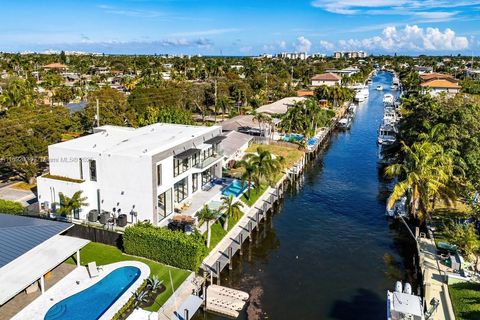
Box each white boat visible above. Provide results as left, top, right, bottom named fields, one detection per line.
left=337, top=117, right=352, bottom=130
left=383, top=93, right=395, bottom=105
left=386, top=194, right=407, bottom=217
left=383, top=107, right=398, bottom=125
left=354, top=87, right=369, bottom=102
left=377, top=122, right=397, bottom=146
left=348, top=103, right=357, bottom=115
left=376, top=85, right=384, bottom=91
left=387, top=281, right=425, bottom=320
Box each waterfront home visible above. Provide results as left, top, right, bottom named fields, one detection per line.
left=255, top=97, right=307, bottom=115
left=325, top=66, right=360, bottom=77
left=37, top=123, right=225, bottom=226
left=42, top=62, right=67, bottom=72
left=221, top=115, right=273, bottom=137
left=0, top=214, right=89, bottom=317
left=419, top=72, right=458, bottom=83
left=420, top=79, right=461, bottom=96
left=310, top=72, right=341, bottom=87
left=219, top=131, right=253, bottom=169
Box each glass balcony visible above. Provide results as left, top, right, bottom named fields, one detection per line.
left=195, top=150, right=224, bottom=169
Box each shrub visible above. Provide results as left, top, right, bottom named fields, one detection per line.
left=0, top=199, right=24, bottom=215
left=123, top=222, right=207, bottom=271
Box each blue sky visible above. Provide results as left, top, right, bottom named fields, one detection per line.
left=1, top=0, right=479, bottom=55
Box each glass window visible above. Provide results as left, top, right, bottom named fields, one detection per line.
left=89, top=160, right=97, bottom=181
left=192, top=173, right=199, bottom=192
left=158, top=188, right=173, bottom=218
left=156, top=163, right=162, bottom=186
left=173, top=158, right=191, bottom=177
left=79, top=159, right=83, bottom=180
left=174, top=177, right=188, bottom=203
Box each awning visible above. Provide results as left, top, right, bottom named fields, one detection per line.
left=174, top=148, right=200, bottom=160
left=204, top=136, right=227, bottom=145
left=0, top=235, right=90, bottom=305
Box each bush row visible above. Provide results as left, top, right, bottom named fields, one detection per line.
left=123, top=222, right=207, bottom=271
left=0, top=199, right=24, bottom=215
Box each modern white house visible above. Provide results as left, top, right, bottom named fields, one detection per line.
left=37, top=123, right=225, bottom=226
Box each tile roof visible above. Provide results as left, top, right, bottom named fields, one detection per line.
left=420, top=79, right=461, bottom=89
left=311, top=72, right=341, bottom=81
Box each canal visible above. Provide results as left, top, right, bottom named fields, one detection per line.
left=194, top=71, right=415, bottom=320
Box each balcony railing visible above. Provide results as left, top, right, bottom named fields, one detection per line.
left=195, top=150, right=224, bottom=169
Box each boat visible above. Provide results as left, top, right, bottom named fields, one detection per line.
left=337, top=117, right=352, bottom=130
left=383, top=93, right=395, bottom=106
left=386, top=194, right=407, bottom=218
left=383, top=107, right=398, bottom=125
left=377, top=122, right=397, bottom=146
left=348, top=103, right=357, bottom=115
left=354, top=87, right=369, bottom=102
left=387, top=281, right=425, bottom=320
left=376, top=85, right=384, bottom=91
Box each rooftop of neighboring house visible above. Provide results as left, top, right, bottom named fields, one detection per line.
left=420, top=79, right=461, bottom=89
left=43, top=62, right=67, bottom=69
left=256, top=97, right=307, bottom=115
left=419, top=72, right=458, bottom=83
left=311, top=72, right=341, bottom=81
left=297, top=90, right=315, bottom=97
left=49, top=123, right=222, bottom=157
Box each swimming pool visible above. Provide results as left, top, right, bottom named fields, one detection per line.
left=283, top=134, right=304, bottom=142
left=222, top=180, right=247, bottom=197
left=44, top=266, right=140, bottom=320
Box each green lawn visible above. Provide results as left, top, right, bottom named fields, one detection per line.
left=241, top=184, right=268, bottom=206
left=449, top=282, right=480, bottom=320
left=208, top=211, right=243, bottom=251
left=67, top=242, right=190, bottom=312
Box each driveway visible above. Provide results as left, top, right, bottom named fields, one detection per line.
left=0, top=184, right=37, bottom=206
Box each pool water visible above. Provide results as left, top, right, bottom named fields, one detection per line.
left=283, top=134, right=304, bottom=142
left=44, top=266, right=141, bottom=320
left=221, top=180, right=247, bottom=197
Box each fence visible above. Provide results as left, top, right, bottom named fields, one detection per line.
left=64, top=224, right=124, bottom=250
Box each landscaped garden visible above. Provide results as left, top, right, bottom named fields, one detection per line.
left=449, top=282, right=480, bottom=320
left=67, top=242, right=190, bottom=311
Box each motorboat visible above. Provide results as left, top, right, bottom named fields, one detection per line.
left=376, top=85, right=384, bottom=91
left=387, top=281, right=425, bottom=320
left=378, top=122, right=397, bottom=146
left=386, top=194, right=408, bottom=218
left=383, top=107, right=398, bottom=125
left=354, top=87, right=369, bottom=102
left=383, top=93, right=395, bottom=106
left=348, top=103, right=357, bottom=115
left=337, top=117, right=352, bottom=130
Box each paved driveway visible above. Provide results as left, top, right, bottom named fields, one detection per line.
left=0, top=185, right=37, bottom=206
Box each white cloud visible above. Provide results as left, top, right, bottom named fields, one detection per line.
left=319, top=40, right=334, bottom=50
left=334, top=25, right=469, bottom=52
left=311, top=0, right=480, bottom=21
left=294, top=36, right=312, bottom=52
left=279, top=40, right=287, bottom=49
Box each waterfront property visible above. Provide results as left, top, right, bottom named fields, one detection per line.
left=310, top=72, right=341, bottom=87
left=255, top=97, right=307, bottom=115
left=37, top=123, right=225, bottom=226
left=0, top=214, right=89, bottom=318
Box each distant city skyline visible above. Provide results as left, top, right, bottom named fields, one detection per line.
left=1, top=0, right=479, bottom=55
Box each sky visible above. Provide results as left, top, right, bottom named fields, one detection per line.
left=1, top=0, right=479, bottom=55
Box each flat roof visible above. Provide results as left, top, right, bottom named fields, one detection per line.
left=256, top=97, right=307, bottom=115
left=0, top=234, right=89, bottom=305
left=0, top=214, right=73, bottom=268
left=220, top=131, right=253, bottom=157
left=49, top=123, right=221, bottom=157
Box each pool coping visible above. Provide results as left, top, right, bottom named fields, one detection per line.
left=12, top=261, right=150, bottom=320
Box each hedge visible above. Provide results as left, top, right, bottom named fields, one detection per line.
left=123, top=223, right=207, bottom=271
left=0, top=199, right=24, bottom=215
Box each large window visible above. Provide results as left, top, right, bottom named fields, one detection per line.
left=89, top=160, right=97, bottom=181
left=202, top=148, right=213, bottom=161
left=202, top=167, right=214, bottom=186
left=192, top=152, right=200, bottom=167
left=158, top=188, right=173, bottom=219
left=156, top=163, right=162, bottom=186
left=174, top=177, right=188, bottom=203
left=192, top=173, right=199, bottom=193
left=173, top=158, right=190, bottom=177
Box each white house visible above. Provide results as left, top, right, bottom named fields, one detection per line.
left=37, top=123, right=225, bottom=226
left=311, top=73, right=341, bottom=87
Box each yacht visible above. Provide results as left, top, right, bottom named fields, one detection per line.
left=354, top=87, right=369, bottom=102
left=383, top=93, right=395, bottom=106
left=337, top=117, right=352, bottom=130
left=348, top=103, right=357, bottom=115
left=377, top=122, right=397, bottom=146
left=387, top=281, right=425, bottom=320
left=386, top=194, right=407, bottom=218
left=376, top=85, right=384, bottom=91
left=383, top=107, right=398, bottom=125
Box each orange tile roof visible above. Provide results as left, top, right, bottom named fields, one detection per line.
left=297, top=90, right=315, bottom=97
left=420, top=73, right=457, bottom=83
left=420, top=79, right=461, bottom=89
left=43, top=63, right=67, bottom=69
left=311, top=72, right=341, bottom=81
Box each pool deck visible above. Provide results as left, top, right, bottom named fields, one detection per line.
left=12, top=261, right=150, bottom=320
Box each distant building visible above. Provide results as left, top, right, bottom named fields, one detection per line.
left=333, top=51, right=368, bottom=59
left=420, top=79, right=461, bottom=96
left=256, top=97, right=307, bottom=115
left=42, top=63, right=67, bottom=72
left=311, top=53, right=326, bottom=58
left=277, top=52, right=307, bottom=60
left=325, top=66, right=360, bottom=78
left=414, top=66, right=433, bottom=74
left=311, top=73, right=342, bottom=87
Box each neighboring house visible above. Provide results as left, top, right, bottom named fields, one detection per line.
left=420, top=79, right=461, bottom=96
left=37, top=123, right=225, bottom=225
left=255, top=97, right=307, bottom=116
left=221, top=115, right=273, bottom=137
left=414, top=66, right=433, bottom=74
left=220, top=131, right=253, bottom=168
left=325, top=67, right=360, bottom=77
left=42, top=63, right=67, bottom=72
left=311, top=73, right=341, bottom=87
left=419, top=72, right=458, bottom=83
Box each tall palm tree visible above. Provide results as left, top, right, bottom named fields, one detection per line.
left=56, top=191, right=88, bottom=218
left=385, top=141, right=456, bottom=224
left=244, top=147, right=284, bottom=185
left=238, top=159, right=260, bottom=199
left=252, top=112, right=270, bottom=137
left=196, top=205, right=218, bottom=248
left=219, top=195, right=244, bottom=231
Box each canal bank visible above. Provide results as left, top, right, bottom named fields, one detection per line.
left=194, top=71, right=416, bottom=320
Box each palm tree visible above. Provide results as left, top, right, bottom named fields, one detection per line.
left=196, top=205, right=218, bottom=248
left=237, top=159, right=260, bottom=199
left=244, top=147, right=284, bottom=185
left=385, top=141, right=456, bottom=224
left=252, top=112, right=270, bottom=137
left=219, top=195, right=244, bottom=231
left=56, top=191, right=88, bottom=218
